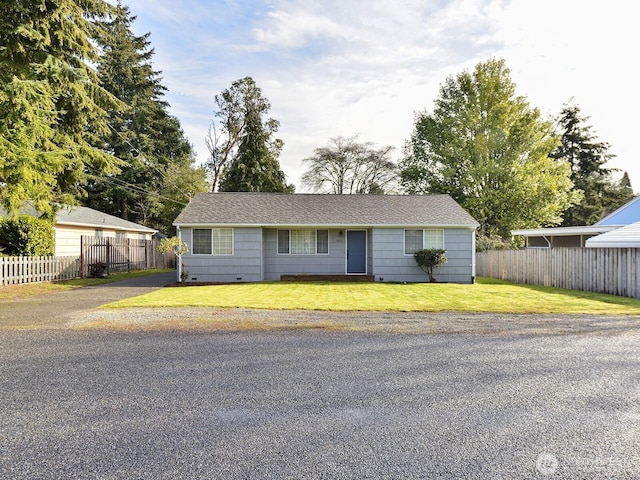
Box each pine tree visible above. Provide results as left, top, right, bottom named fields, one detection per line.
left=552, top=101, right=634, bottom=225
left=85, top=2, right=205, bottom=230
left=217, top=79, right=293, bottom=193
left=0, top=0, right=123, bottom=217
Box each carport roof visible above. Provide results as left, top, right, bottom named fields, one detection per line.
left=585, top=221, right=640, bottom=248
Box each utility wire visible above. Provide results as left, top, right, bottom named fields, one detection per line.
left=106, top=122, right=194, bottom=201
left=87, top=170, right=187, bottom=206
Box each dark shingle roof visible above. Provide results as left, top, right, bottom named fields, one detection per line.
left=174, top=193, right=478, bottom=228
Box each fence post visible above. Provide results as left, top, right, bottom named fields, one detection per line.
left=80, top=236, right=85, bottom=278
left=127, top=238, right=131, bottom=273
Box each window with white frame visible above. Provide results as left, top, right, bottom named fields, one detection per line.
left=212, top=228, right=233, bottom=255
left=192, top=228, right=233, bottom=255
left=278, top=230, right=290, bottom=254
left=404, top=229, right=444, bottom=254
left=316, top=229, right=329, bottom=254
left=277, top=229, right=329, bottom=255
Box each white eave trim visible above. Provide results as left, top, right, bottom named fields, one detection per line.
left=586, top=241, right=640, bottom=248
left=55, top=220, right=156, bottom=233
left=512, top=225, right=620, bottom=237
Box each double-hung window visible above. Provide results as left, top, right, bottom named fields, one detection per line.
left=404, top=229, right=444, bottom=255
left=278, top=229, right=329, bottom=255
left=192, top=228, right=233, bottom=255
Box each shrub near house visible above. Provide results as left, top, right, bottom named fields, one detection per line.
left=414, top=248, right=447, bottom=283
left=0, top=216, right=55, bottom=256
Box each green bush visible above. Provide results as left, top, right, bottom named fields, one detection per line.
left=476, top=233, right=520, bottom=252
left=0, top=215, right=55, bottom=256
left=413, top=248, right=447, bottom=283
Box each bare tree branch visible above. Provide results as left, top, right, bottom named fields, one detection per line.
left=302, top=136, right=398, bottom=194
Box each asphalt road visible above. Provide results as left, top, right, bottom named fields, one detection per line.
left=1, top=330, right=638, bottom=479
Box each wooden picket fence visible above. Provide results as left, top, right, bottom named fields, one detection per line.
left=0, top=256, right=81, bottom=285
left=0, top=237, right=174, bottom=286
left=477, top=247, right=640, bottom=299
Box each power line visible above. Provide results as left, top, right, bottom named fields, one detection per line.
left=106, top=122, right=193, bottom=201
left=87, top=170, right=187, bottom=206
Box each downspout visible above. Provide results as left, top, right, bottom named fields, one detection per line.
left=176, top=225, right=182, bottom=283
left=471, top=228, right=476, bottom=283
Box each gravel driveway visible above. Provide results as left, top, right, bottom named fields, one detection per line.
left=0, top=271, right=176, bottom=329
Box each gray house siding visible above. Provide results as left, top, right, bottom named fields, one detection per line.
left=173, top=193, right=479, bottom=284
left=179, top=226, right=475, bottom=283
left=263, top=228, right=346, bottom=280
left=180, top=227, right=263, bottom=283
left=370, top=228, right=475, bottom=283
left=367, top=229, right=374, bottom=276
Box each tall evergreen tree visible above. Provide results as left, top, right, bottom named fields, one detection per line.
left=217, top=78, right=293, bottom=192
left=85, top=2, right=205, bottom=230
left=552, top=101, right=634, bottom=225
left=0, top=0, right=123, bottom=217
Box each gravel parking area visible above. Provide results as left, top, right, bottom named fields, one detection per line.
left=1, top=330, right=639, bottom=479
left=68, top=306, right=640, bottom=335
left=0, top=272, right=175, bottom=329
left=2, top=273, right=639, bottom=478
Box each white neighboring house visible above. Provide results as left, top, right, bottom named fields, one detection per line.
left=1, top=204, right=156, bottom=256
left=54, top=206, right=156, bottom=256
left=584, top=221, right=640, bottom=248
left=513, top=196, right=640, bottom=248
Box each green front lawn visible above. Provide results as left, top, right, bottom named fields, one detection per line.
left=105, top=277, right=640, bottom=315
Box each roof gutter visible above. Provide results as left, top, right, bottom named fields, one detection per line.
left=173, top=222, right=479, bottom=229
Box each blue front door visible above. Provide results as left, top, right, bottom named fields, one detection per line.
left=346, top=230, right=367, bottom=274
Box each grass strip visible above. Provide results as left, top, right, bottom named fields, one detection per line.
left=104, top=277, right=640, bottom=315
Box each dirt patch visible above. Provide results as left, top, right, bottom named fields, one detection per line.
left=65, top=307, right=640, bottom=336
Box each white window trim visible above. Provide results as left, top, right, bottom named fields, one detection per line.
left=277, top=229, right=330, bottom=255
left=404, top=228, right=445, bottom=256
left=191, top=228, right=234, bottom=256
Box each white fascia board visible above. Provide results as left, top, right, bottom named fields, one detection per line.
left=512, top=225, right=620, bottom=236
left=56, top=220, right=156, bottom=233
left=586, top=240, right=640, bottom=248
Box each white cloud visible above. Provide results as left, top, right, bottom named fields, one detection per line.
left=491, top=0, right=640, bottom=184
left=135, top=0, right=640, bottom=192
left=252, top=9, right=349, bottom=49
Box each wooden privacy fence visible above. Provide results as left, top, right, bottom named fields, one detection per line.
left=81, top=236, right=174, bottom=277
left=1, top=256, right=81, bottom=286
left=1, top=237, right=174, bottom=286
left=477, top=248, right=640, bottom=299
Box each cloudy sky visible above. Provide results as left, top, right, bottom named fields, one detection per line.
left=124, top=0, right=638, bottom=192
